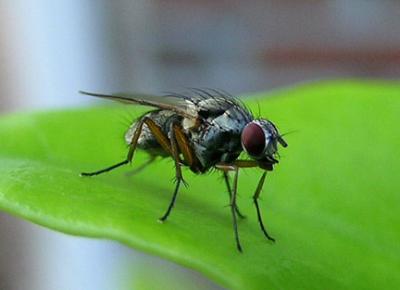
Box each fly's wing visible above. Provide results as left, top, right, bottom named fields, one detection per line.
left=79, top=91, right=198, bottom=119
left=80, top=88, right=252, bottom=122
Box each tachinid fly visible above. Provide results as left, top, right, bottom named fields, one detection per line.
left=80, top=89, right=288, bottom=252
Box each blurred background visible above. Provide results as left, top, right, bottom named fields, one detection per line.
left=1, top=1, right=399, bottom=289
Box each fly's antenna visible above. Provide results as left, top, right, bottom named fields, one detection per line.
left=277, top=130, right=299, bottom=148
left=280, top=129, right=299, bottom=137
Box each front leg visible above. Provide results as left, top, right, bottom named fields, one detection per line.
left=231, top=166, right=242, bottom=252
left=253, top=172, right=275, bottom=242
left=216, top=160, right=276, bottom=251
left=222, top=171, right=246, bottom=219
left=233, top=163, right=276, bottom=241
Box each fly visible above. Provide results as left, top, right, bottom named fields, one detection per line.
left=80, top=89, right=288, bottom=252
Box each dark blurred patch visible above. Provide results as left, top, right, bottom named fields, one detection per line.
left=264, top=48, right=400, bottom=67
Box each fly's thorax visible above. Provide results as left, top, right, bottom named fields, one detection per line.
left=190, top=106, right=250, bottom=169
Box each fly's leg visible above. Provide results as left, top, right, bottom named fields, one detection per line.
left=223, top=171, right=246, bottom=219
left=80, top=117, right=147, bottom=177
left=231, top=166, right=242, bottom=252
left=125, top=155, right=157, bottom=177
left=172, top=122, right=199, bottom=171
left=216, top=160, right=275, bottom=251
left=216, top=164, right=242, bottom=252
left=158, top=123, right=187, bottom=222
left=81, top=117, right=171, bottom=177
left=253, top=172, right=275, bottom=242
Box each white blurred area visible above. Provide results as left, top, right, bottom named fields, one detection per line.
left=1, top=1, right=400, bottom=289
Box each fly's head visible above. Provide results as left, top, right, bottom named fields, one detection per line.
left=241, top=120, right=288, bottom=168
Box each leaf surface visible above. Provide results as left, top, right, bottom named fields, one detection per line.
left=0, top=81, right=399, bottom=289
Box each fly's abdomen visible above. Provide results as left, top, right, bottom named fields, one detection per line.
left=125, top=110, right=176, bottom=155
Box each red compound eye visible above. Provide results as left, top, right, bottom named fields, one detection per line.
left=241, top=123, right=265, bottom=156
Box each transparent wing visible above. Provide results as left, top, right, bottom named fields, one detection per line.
left=79, top=91, right=198, bottom=119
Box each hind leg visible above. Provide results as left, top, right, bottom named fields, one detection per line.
left=81, top=117, right=171, bottom=177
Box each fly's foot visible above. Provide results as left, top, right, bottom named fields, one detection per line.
left=181, top=178, right=189, bottom=188
left=261, top=229, right=276, bottom=242
left=158, top=211, right=171, bottom=223
left=172, top=176, right=188, bottom=188
left=157, top=217, right=166, bottom=223
left=80, top=172, right=92, bottom=177
left=236, top=241, right=243, bottom=253
left=236, top=207, right=246, bottom=219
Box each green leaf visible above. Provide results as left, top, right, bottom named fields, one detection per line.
left=0, top=80, right=399, bottom=290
